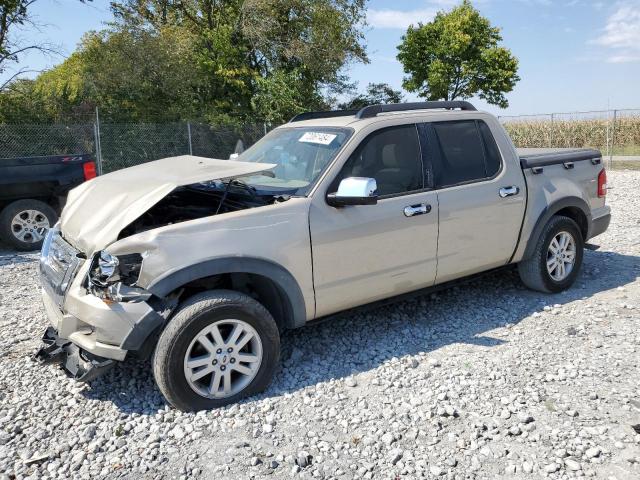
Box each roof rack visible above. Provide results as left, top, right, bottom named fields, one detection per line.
left=289, top=109, right=360, bottom=123
left=288, top=100, right=476, bottom=123
left=355, top=101, right=476, bottom=119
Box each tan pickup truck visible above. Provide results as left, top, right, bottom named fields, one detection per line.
left=36, top=101, right=610, bottom=411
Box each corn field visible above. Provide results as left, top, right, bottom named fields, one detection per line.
left=499, top=109, right=640, bottom=157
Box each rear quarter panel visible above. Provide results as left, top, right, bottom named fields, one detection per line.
left=511, top=160, right=605, bottom=262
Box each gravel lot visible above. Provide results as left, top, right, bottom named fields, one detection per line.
left=1, top=170, right=639, bottom=480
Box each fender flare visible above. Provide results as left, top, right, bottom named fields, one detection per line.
left=521, top=196, right=592, bottom=261
left=146, top=257, right=307, bottom=329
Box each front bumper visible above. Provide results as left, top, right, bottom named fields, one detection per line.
left=38, top=228, right=165, bottom=363
left=34, top=326, right=115, bottom=382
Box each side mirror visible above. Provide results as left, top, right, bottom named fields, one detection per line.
left=327, top=177, right=378, bottom=207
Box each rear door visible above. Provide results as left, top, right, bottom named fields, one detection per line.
left=309, top=123, right=439, bottom=318
left=421, top=119, right=526, bottom=283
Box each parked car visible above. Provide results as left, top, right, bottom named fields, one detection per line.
left=0, top=154, right=97, bottom=250
left=35, top=101, right=610, bottom=411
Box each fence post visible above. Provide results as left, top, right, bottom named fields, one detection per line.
left=609, top=109, right=617, bottom=167
left=606, top=110, right=611, bottom=159
left=187, top=122, right=193, bottom=155
left=94, top=107, right=103, bottom=175
left=549, top=113, right=554, bottom=148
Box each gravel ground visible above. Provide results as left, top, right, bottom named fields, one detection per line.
left=1, top=170, right=639, bottom=480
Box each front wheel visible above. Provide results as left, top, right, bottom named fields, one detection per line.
left=518, top=215, right=584, bottom=293
left=153, top=290, right=280, bottom=411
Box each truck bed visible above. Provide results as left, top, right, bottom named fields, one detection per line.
left=518, top=148, right=602, bottom=169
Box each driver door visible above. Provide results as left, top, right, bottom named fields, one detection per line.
left=309, top=123, right=439, bottom=318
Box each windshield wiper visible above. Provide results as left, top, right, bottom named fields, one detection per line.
left=226, top=178, right=257, bottom=195
left=215, top=178, right=257, bottom=215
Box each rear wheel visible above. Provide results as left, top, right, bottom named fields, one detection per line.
left=0, top=199, right=57, bottom=251
left=153, top=290, right=280, bottom=411
left=518, top=215, right=584, bottom=293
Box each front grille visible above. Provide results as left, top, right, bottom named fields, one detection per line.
left=40, top=229, right=83, bottom=308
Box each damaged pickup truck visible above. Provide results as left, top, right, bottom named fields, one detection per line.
left=36, top=101, right=611, bottom=411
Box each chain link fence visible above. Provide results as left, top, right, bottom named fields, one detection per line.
left=0, top=119, right=270, bottom=174
left=2, top=108, right=639, bottom=174
left=499, top=109, right=640, bottom=164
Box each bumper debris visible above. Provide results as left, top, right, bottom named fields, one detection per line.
left=34, top=327, right=115, bottom=382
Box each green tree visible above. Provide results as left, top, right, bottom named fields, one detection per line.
left=28, top=26, right=202, bottom=122
left=338, top=82, right=404, bottom=110
left=396, top=0, right=519, bottom=108
left=109, top=0, right=368, bottom=122
left=1, top=0, right=369, bottom=124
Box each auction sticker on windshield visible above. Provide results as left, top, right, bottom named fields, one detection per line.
left=298, top=132, right=337, bottom=145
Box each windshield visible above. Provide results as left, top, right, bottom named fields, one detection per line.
left=236, top=127, right=352, bottom=195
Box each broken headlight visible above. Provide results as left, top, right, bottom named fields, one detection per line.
left=89, top=252, right=149, bottom=302
left=91, top=251, right=120, bottom=287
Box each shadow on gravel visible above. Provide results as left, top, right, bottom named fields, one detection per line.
left=72, top=248, right=639, bottom=414
left=0, top=248, right=39, bottom=266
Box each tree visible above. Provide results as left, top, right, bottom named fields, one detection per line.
left=396, top=0, right=519, bottom=108
left=0, top=0, right=90, bottom=91
left=27, top=26, right=202, bottom=122
left=1, top=1, right=53, bottom=90
left=107, top=0, right=368, bottom=122
left=338, top=82, right=404, bottom=110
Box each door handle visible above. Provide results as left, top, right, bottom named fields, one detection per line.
left=499, top=186, right=520, bottom=198
left=404, top=204, right=431, bottom=217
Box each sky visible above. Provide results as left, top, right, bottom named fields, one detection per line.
left=4, top=0, right=640, bottom=116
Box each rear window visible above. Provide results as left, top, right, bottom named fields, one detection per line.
left=431, top=120, right=502, bottom=187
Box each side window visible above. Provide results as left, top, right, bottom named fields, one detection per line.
left=334, top=124, right=423, bottom=196
left=430, top=120, right=502, bottom=187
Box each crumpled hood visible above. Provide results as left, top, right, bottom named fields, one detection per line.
left=60, top=155, right=275, bottom=253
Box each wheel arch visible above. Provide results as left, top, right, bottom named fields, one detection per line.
left=521, top=197, right=591, bottom=261
left=146, top=257, right=307, bottom=330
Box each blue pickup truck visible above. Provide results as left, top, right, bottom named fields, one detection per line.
left=0, top=154, right=97, bottom=250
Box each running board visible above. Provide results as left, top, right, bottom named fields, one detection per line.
left=585, top=243, right=600, bottom=251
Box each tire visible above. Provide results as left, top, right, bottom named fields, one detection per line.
left=153, top=290, right=280, bottom=411
left=0, top=199, right=57, bottom=251
left=518, top=215, right=584, bottom=293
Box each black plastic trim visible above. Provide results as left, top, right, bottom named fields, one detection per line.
left=326, top=193, right=378, bottom=207
left=519, top=149, right=601, bottom=169
left=120, top=309, right=166, bottom=350
left=521, top=197, right=592, bottom=260
left=589, top=213, right=611, bottom=239
left=356, top=101, right=476, bottom=119
left=147, top=257, right=307, bottom=328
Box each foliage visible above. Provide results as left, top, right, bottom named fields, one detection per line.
left=0, top=0, right=368, bottom=124
left=338, top=82, right=404, bottom=110
left=396, top=0, right=519, bottom=108
left=252, top=69, right=324, bottom=123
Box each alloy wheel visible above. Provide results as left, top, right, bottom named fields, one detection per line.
left=183, top=319, right=263, bottom=399
left=11, top=209, right=50, bottom=244
left=546, top=231, right=576, bottom=282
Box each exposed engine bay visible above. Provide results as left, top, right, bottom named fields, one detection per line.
left=119, top=181, right=290, bottom=238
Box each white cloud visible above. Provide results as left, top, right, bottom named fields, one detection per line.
left=366, top=0, right=483, bottom=29
left=367, top=7, right=437, bottom=29
left=593, top=1, right=640, bottom=63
